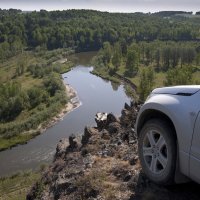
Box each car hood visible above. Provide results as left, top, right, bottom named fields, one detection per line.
left=152, top=85, right=200, bottom=96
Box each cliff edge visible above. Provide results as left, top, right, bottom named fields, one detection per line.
left=27, top=102, right=200, bottom=200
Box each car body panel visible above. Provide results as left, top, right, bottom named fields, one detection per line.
left=190, top=111, right=200, bottom=183
left=136, top=85, right=200, bottom=182
left=152, top=86, right=200, bottom=95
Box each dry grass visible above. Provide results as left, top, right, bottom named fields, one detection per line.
left=0, top=171, right=40, bottom=200
left=74, top=156, right=134, bottom=200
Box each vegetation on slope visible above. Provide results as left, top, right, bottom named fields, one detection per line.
left=0, top=49, right=73, bottom=150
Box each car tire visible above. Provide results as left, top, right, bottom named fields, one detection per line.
left=138, top=119, right=176, bottom=185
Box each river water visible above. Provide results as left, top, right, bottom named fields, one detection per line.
left=0, top=52, right=131, bottom=177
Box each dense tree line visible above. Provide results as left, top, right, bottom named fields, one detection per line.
left=93, top=39, right=199, bottom=101
left=96, top=40, right=199, bottom=73
left=0, top=9, right=200, bottom=61
left=152, top=11, right=193, bottom=17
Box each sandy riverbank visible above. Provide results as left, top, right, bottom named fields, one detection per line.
left=38, top=83, right=81, bottom=133
left=58, top=83, right=81, bottom=118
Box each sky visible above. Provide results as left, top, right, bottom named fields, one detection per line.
left=0, top=0, right=199, bottom=13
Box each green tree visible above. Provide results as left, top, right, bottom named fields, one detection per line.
left=102, top=42, right=112, bottom=65
left=126, top=46, right=139, bottom=76
left=44, top=73, right=64, bottom=96
left=27, top=87, right=43, bottom=108
left=112, top=42, right=122, bottom=70
left=195, top=53, right=200, bottom=65
left=15, top=61, right=25, bottom=76
left=162, top=47, right=171, bottom=71
left=138, top=67, right=155, bottom=102
left=155, top=49, right=161, bottom=69
left=164, top=66, right=193, bottom=86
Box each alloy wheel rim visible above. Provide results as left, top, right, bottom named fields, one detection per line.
left=142, top=130, right=168, bottom=174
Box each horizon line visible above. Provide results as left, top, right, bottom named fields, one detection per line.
left=0, top=7, right=198, bottom=14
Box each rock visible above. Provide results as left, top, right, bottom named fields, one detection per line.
left=101, top=129, right=110, bottom=140
left=124, top=102, right=131, bottom=110
left=95, top=112, right=108, bottom=129
left=95, top=112, right=119, bottom=130
left=81, top=148, right=89, bottom=156
left=69, top=134, right=78, bottom=149
left=130, top=100, right=135, bottom=108
left=81, top=126, right=93, bottom=145
left=55, top=138, right=68, bottom=159
left=107, top=113, right=118, bottom=124
left=55, top=180, right=73, bottom=194
left=107, top=122, right=121, bottom=134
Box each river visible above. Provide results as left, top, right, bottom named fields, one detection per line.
left=0, top=52, right=131, bottom=177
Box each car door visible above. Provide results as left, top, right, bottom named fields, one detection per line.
left=190, top=111, right=200, bottom=183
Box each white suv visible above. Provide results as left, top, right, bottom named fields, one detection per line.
left=136, top=85, right=200, bottom=185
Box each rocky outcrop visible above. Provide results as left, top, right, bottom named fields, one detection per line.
left=27, top=102, right=200, bottom=200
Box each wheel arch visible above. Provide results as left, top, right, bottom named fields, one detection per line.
left=136, top=109, right=177, bottom=141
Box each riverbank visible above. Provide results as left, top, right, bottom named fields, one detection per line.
left=37, top=82, right=81, bottom=134
left=0, top=81, right=80, bottom=152
left=91, top=69, right=138, bottom=101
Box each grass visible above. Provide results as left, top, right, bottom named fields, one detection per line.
left=0, top=53, right=39, bottom=83
left=17, top=73, right=43, bottom=90
left=0, top=171, right=40, bottom=200
left=0, top=131, right=39, bottom=151
left=74, top=157, right=133, bottom=200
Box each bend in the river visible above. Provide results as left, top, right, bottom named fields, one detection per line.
left=0, top=52, right=131, bottom=177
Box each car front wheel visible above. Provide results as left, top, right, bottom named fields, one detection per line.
left=138, top=119, right=176, bottom=185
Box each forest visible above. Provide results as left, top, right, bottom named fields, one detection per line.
left=0, top=8, right=200, bottom=148
left=0, top=9, right=200, bottom=60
